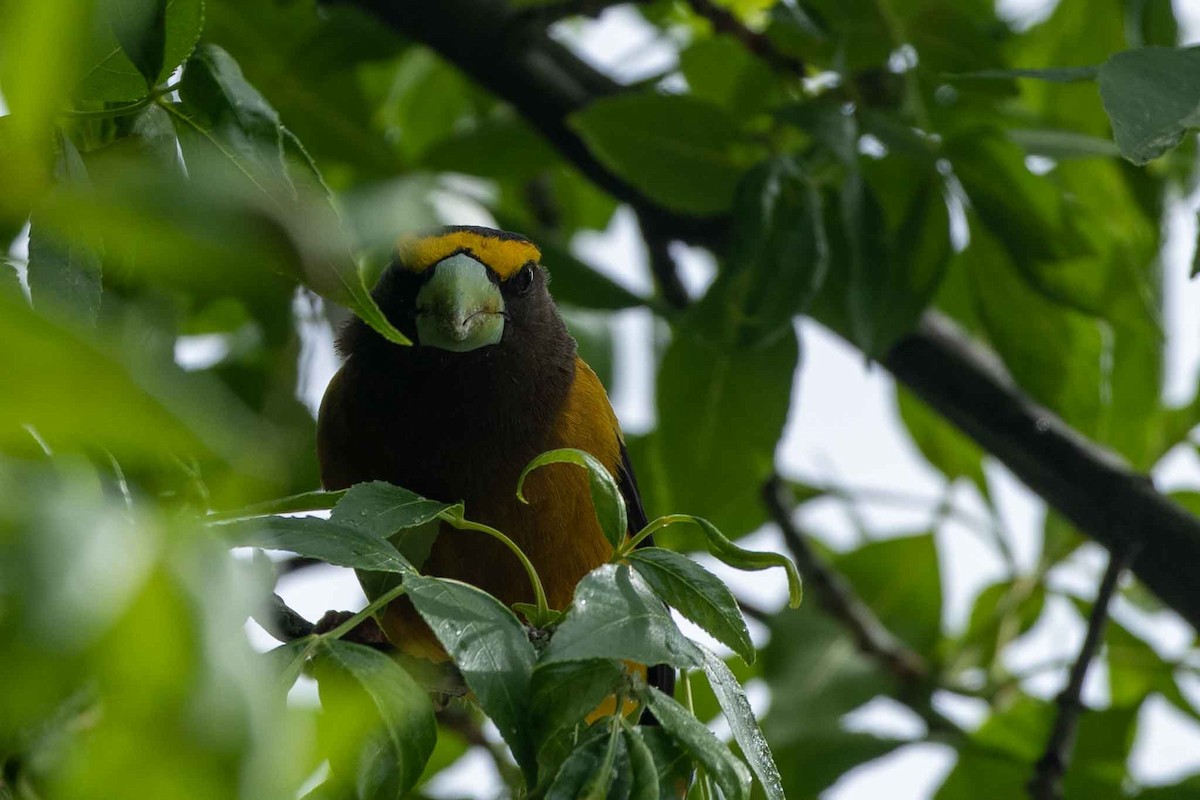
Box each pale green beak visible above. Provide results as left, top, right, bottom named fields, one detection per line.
left=415, top=253, right=506, bottom=352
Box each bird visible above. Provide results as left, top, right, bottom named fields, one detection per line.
left=316, top=224, right=673, bottom=704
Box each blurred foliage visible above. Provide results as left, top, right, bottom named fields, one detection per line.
left=2, top=0, right=1200, bottom=798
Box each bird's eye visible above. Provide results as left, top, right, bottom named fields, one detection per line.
left=512, top=262, right=535, bottom=295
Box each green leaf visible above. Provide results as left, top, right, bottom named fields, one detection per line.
left=724, top=156, right=828, bottom=345
left=518, top=448, right=627, bottom=550
left=835, top=533, right=942, bottom=658
left=27, top=134, right=102, bottom=325
left=329, top=481, right=460, bottom=539
left=175, top=44, right=410, bottom=347
left=679, top=35, right=777, bottom=118
left=651, top=324, right=798, bottom=539
left=404, top=575, right=538, bottom=784
left=106, top=0, right=168, bottom=87
left=623, top=724, right=661, bottom=800
left=569, top=93, right=753, bottom=215
left=959, top=579, right=1045, bottom=669
left=699, top=648, right=783, bottom=800
left=75, top=0, right=203, bottom=102
left=626, top=548, right=754, bottom=665
left=641, top=687, right=752, bottom=800
left=1134, top=777, right=1200, bottom=800
left=546, top=722, right=631, bottom=800
left=638, top=726, right=693, bottom=800
left=207, top=489, right=347, bottom=521
left=814, top=150, right=951, bottom=357
left=541, top=564, right=703, bottom=669
left=1099, top=46, right=1200, bottom=165
left=530, top=660, right=626, bottom=749
left=311, top=640, right=437, bottom=799
left=217, top=516, right=415, bottom=574
left=679, top=517, right=801, bottom=609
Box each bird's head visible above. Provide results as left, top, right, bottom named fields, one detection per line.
left=337, top=226, right=568, bottom=363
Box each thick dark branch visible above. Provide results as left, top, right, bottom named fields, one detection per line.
left=764, top=475, right=928, bottom=686
left=343, top=0, right=1200, bottom=631
left=1028, top=548, right=1133, bottom=800
left=885, top=316, right=1200, bottom=628
left=254, top=594, right=315, bottom=642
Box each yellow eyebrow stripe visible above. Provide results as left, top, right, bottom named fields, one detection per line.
left=397, top=229, right=542, bottom=279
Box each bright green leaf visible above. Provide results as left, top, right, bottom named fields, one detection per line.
left=569, top=93, right=753, bottom=216
left=541, top=564, right=703, bottom=670
left=627, top=548, right=754, bottom=664
left=641, top=686, right=752, bottom=800
left=312, top=639, right=437, bottom=800
left=405, top=574, right=539, bottom=784
left=519, top=448, right=628, bottom=550
left=106, top=0, right=168, bottom=87
left=699, top=648, right=783, bottom=800
left=217, top=515, right=414, bottom=574
left=75, top=0, right=203, bottom=102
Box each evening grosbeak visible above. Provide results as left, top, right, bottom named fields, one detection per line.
left=317, top=225, right=673, bottom=704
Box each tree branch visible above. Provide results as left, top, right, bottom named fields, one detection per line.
left=679, top=0, right=806, bottom=76
left=1027, top=547, right=1134, bottom=800
left=637, top=211, right=690, bottom=311
left=340, top=0, right=1200, bottom=631
left=764, top=475, right=928, bottom=686
left=254, top=593, right=315, bottom=642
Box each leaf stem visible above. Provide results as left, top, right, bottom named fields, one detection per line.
left=325, top=582, right=409, bottom=642
left=619, top=513, right=693, bottom=557
left=64, top=81, right=181, bottom=119
left=440, top=513, right=552, bottom=625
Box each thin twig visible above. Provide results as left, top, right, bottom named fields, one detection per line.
left=1027, top=546, right=1136, bottom=800
left=763, top=474, right=928, bottom=686
left=680, top=0, right=806, bottom=76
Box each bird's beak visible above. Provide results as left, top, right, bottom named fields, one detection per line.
left=415, top=253, right=506, bottom=352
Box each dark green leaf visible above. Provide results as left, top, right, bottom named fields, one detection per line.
left=75, top=0, right=203, bottom=102
left=218, top=516, right=414, bottom=574
left=404, top=575, right=538, bottom=784
left=624, top=724, right=661, bottom=800
left=724, top=156, right=828, bottom=345
left=27, top=135, right=102, bottom=325
left=107, top=0, right=168, bottom=86
left=641, top=687, right=752, bottom=800
left=1099, top=47, right=1200, bottom=165
left=530, top=660, right=626, bottom=749
left=546, top=722, right=631, bottom=800
left=627, top=548, right=754, bottom=664
left=638, top=726, right=693, bottom=800
left=699, top=648, right=783, bottom=800
left=329, top=481, right=459, bottom=539
left=541, top=564, right=703, bottom=670
left=569, top=93, right=753, bottom=215
left=312, top=640, right=437, bottom=800
left=1134, top=776, right=1200, bottom=800
left=519, top=448, right=628, bottom=550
